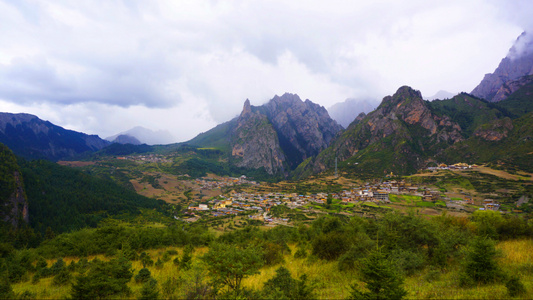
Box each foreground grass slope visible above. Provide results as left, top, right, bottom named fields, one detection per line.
left=4, top=210, right=533, bottom=299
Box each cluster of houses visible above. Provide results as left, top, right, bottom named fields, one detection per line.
left=195, top=175, right=258, bottom=190
left=116, top=154, right=172, bottom=163
left=186, top=180, right=443, bottom=216
left=184, top=178, right=504, bottom=223
left=426, top=162, right=478, bottom=171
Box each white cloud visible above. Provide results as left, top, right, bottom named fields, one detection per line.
left=0, top=0, right=529, bottom=142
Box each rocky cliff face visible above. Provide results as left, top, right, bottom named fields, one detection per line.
left=298, top=86, right=463, bottom=177
left=258, top=93, right=343, bottom=168
left=0, top=143, right=29, bottom=228
left=230, top=100, right=287, bottom=175
left=472, top=32, right=533, bottom=102
left=189, top=94, right=343, bottom=176
left=0, top=112, right=110, bottom=161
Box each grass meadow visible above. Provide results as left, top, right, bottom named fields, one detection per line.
left=11, top=239, right=533, bottom=299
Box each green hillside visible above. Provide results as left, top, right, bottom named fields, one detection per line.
left=439, top=112, right=533, bottom=172
left=187, top=120, right=235, bottom=152
left=429, top=93, right=508, bottom=136
left=20, top=159, right=165, bottom=235
left=496, top=76, right=533, bottom=118
left=0, top=143, right=19, bottom=202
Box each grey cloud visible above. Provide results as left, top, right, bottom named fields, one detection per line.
left=0, top=56, right=179, bottom=107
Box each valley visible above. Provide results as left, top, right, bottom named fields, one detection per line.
left=1, top=29, right=533, bottom=299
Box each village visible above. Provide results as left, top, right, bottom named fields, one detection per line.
left=185, top=177, right=503, bottom=224
left=195, top=175, right=259, bottom=190
left=116, top=153, right=172, bottom=163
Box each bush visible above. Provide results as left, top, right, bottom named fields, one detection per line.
left=262, top=266, right=316, bottom=300
left=506, top=275, right=526, bottom=297
left=155, top=258, right=164, bottom=270
left=347, top=250, right=407, bottom=300
left=70, top=257, right=133, bottom=299
left=460, top=237, right=501, bottom=286
left=312, top=232, right=349, bottom=260
left=52, top=269, right=72, bottom=286
left=294, top=247, right=307, bottom=259
left=139, top=278, right=159, bottom=300
left=135, top=268, right=152, bottom=283
left=390, top=249, right=425, bottom=275
left=139, top=252, right=154, bottom=268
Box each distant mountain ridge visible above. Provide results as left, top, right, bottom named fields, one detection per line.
left=0, top=112, right=110, bottom=161
left=327, top=98, right=377, bottom=128
left=109, top=134, right=142, bottom=145
left=106, top=126, right=175, bottom=145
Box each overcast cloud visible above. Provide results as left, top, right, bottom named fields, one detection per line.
left=0, top=0, right=530, bottom=142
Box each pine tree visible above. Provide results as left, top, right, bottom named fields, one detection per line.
left=348, top=250, right=407, bottom=300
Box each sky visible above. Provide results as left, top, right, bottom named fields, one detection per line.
left=0, top=0, right=531, bottom=143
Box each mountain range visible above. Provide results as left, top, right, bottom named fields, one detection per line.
left=0, top=32, right=532, bottom=184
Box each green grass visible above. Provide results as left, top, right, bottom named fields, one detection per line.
left=389, top=194, right=423, bottom=204
left=435, top=200, right=446, bottom=207
left=416, top=201, right=435, bottom=207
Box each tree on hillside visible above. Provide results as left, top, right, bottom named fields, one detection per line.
left=201, top=243, right=263, bottom=293
left=70, top=257, right=133, bottom=299
left=348, top=249, right=407, bottom=300
left=262, top=266, right=316, bottom=300
left=460, top=236, right=501, bottom=286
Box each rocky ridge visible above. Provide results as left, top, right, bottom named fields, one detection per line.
left=230, top=100, right=287, bottom=175
left=188, top=94, right=342, bottom=176
left=472, top=31, right=533, bottom=102
left=295, top=86, right=464, bottom=177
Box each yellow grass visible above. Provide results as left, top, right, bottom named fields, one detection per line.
left=11, top=240, right=533, bottom=299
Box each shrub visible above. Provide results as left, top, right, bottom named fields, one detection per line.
left=52, top=269, right=72, bottom=286
left=139, top=278, right=159, bottom=300
left=347, top=250, right=407, bottom=300
left=460, top=237, right=501, bottom=286
left=155, top=258, right=164, bottom=270
left=505, top=275, right=526, bottom=297
left=70, top=257, right=133, bottom=299
left=135, top=268, right=152, bottom=283
left=312, top=232, right=349, bottom=260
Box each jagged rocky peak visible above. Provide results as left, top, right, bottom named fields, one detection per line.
left=241, top=99, right=252, bottom=116
left=260, top=93, right=343, bottom=168
left=472, top=31, right=533, bottom=102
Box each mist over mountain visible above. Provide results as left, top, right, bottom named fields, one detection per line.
left=327, top=98, right=378, bottom=128
left=109, top=134, right=142, bottom=145
left=106, top=126, right=175, bottom=145
left=425, top=90, right=456, bottom=101
left=472, top=31, right=533, bottom=102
